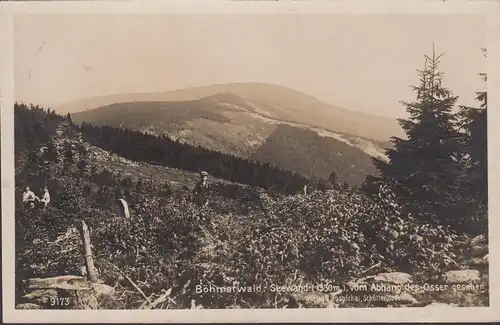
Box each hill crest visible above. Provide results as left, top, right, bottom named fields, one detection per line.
left=58, top=82, right=403, bottom=142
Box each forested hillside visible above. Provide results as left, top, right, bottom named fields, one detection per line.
left=79, top=122, right=309, bottom=194
left=250, top=124, right=377, bottom=185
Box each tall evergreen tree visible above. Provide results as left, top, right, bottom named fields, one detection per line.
left=373, top=47, right=464, bottom=224
left=457, top=49, right=487, bottom=206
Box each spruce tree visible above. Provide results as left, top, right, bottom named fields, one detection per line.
left=457, top=49, right=487, bottom=206
left=373, top=47, right=464, bottom=224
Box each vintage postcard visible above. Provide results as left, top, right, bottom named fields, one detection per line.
left=1, top=0, right=499, bottom=323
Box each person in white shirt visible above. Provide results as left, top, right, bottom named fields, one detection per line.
left=40, top=186, right=51, bottom=208
left=22, top=186, right=39, bottom=207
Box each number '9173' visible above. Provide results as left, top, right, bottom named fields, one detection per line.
left=49, top=297, right=71, bottom=307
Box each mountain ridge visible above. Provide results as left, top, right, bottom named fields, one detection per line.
left=72, top=93, right=390, bottom=161
left=57, top=82, right=403, bottom=142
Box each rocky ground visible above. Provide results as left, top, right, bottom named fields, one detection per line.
left=17, top=230, right=488, bottom=310
left=288, top=234, right=489, bottom=308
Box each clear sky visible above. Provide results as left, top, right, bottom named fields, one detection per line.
left=14, top=13, right=486, bottom=118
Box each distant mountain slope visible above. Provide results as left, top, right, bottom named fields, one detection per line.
left=72, top=95, right=277, bottom=157
left=249, top=124, right=377, bottom=185
left=59, top=82, right=403, bottom=142
left=73, top=92, right=390, bottom=159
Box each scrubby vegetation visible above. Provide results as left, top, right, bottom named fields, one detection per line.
left=15, top=49, right=488, bottom=309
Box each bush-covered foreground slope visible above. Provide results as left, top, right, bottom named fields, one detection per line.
left=16, top=183, right=489, bottom=309
left=15, top=106, right=488, bottom=309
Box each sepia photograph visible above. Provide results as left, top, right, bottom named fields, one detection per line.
left=1, top=0, right=499, bottom=323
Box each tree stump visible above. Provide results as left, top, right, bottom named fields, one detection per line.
left=80, top=220, right=98, bottom=283
left=118, top=198, right=131, bottom=219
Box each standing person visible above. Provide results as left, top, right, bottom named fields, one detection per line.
left=193, top=171, right=210, bottom=207
left=40, top=186, right=51, bottom=208
left=22, top=186, right=39, bottom=208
